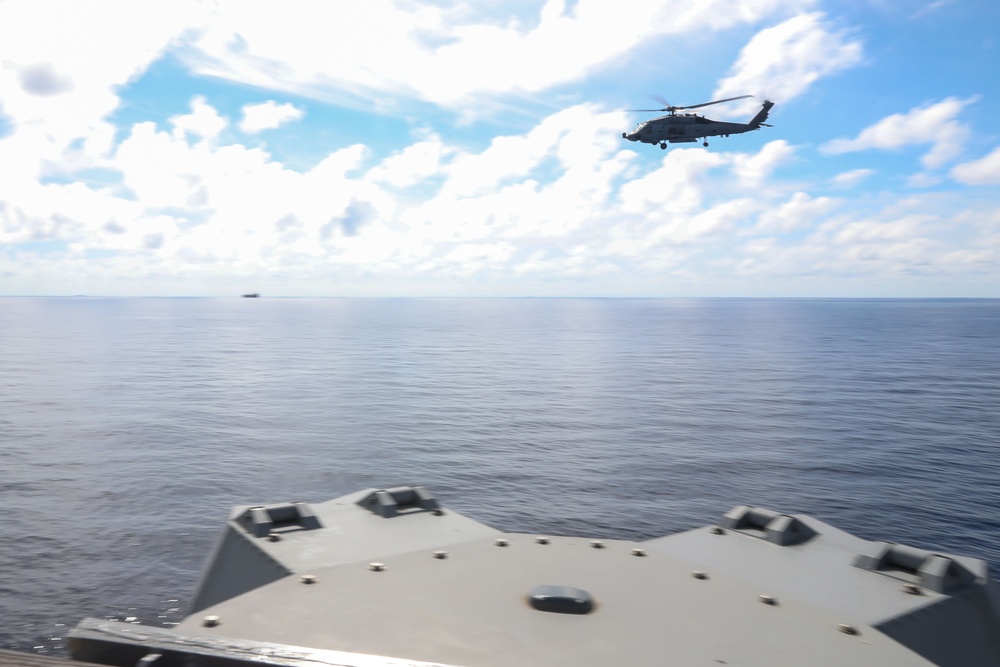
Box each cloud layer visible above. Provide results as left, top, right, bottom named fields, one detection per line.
left=1, top=0, right=998, bottom=296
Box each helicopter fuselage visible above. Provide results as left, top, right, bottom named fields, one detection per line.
left=622, top=100, right=773, bottom=149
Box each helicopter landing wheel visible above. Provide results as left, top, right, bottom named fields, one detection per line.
left=703, top=141, right=709, bottom=147
left=660, top=143, right=667, bottom=150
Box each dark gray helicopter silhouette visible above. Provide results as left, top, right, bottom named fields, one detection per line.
left=622, top=95, right=773, bottom=149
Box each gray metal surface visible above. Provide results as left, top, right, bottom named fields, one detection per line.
left=71, top=487, right=1000, bottom=667
left=69, top=618, right=459, bottom=667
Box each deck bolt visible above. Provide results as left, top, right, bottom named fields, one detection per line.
left=494, top=538, right=509, bottom=547
left=631, top=548, right=647, bottom=557
left=692, top=570, right=708, bottom=580
left=758, top=594, right=778, bottom=606
left=432, top=550, right=448, bottom=559
left=300, top=574, right=317, bottom=584
left=268, top=533, right=282, bottom=542
left=710, top=526, right=726, bottom=535
left=902, top=583, right=922, bottom=595
left=590, top=540, right=606, bottom=549
left=536, top=537, right=550, bottom=545
left=369, top=562, right=387, bottom=572
left=202, top=615, right=221, bottom=628
left=838, top=623, right=859, bottom=635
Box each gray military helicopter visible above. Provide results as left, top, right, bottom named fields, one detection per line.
left=622, top=95, right=773, bottom=149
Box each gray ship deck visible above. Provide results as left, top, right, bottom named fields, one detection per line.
left=0, top=649, right=101, bottom=667
left=64, top=487, right=1000, bottom=667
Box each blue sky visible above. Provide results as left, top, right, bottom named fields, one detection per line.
left=1, top=0, right=998, bottom=297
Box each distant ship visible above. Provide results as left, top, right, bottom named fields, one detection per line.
left=241, top=293, right=260, bottom=298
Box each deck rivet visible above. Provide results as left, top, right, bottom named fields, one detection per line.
left=268, top=533, right=282, bottom=542
left=432, top=550, right=448, bottom=559
left=758, top=594, right=778, bottom=606
left=590, top=540, right=606, bottom=549
left=369, top=562, right=387, bottom=572
left=902, top=583, right=922, bottom=595
left=202, top=615, right=221, bottom=628
left=692, top=570, right=708, bottom=580
left=631, top=548, right=647, bottom=557
left=711, top=526, right=726, bottom=535
left=838, top=623, right=859, bottom=635
left=300, top=574, right=317, bottom=584
left=494, top=538, right=509, bottom=547
left=536, top=537, right=550, bottom=545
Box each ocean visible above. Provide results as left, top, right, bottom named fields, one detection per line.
left=2, top=297, right=999, bottom=656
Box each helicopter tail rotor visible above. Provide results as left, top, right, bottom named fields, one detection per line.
left=747, top=100, right=774, bottom=129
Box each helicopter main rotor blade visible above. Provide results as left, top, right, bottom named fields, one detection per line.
left=625, top=94, right=755, bottom=114
left=674, top=95, right=753, bottom=111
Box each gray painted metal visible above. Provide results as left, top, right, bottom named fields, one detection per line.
left=70, top=487, right=1000, bottom=667
left=69, top=618, right=459, bottom=667
left=0, top=649, right=103, bottom=667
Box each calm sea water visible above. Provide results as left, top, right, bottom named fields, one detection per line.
left=2, top=297, right=999, bottom=655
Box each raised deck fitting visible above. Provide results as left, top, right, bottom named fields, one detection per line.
left=69, top=489, right=1000, bottom=667
left=852, top=542, right=976, bottom=594
left=357, top=486, right=441, bottom=518
left=238, top=502, right=323, bottom=538
left=718, top=505, right=817, bottom=546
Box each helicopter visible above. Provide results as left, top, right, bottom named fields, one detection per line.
left=622, top=95, right=773, bottom=149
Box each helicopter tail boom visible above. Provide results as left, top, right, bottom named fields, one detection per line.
left=748, top=100, right=774, bottom=129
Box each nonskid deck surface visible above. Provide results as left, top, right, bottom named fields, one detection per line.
left=70, top=487, right=1000, bottom=667
left=0, top=649, right=102, bottom=667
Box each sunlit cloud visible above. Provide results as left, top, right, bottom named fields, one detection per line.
left=181, top=0, right=817, bottom=111
left=829, top=168, right=874, bottom=188
left=239, top=101, right=305, bottom=133
left=820, top=97, right=976, bottom=169
left=951, top=147, right=1000, bottom=186
left=170, top=96, right=228, bottom=141
left=713, top=12, right=863, bottom=116
left=0, top=0, right=998, bottom=297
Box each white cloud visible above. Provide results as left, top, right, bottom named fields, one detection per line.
left=910, top=0, right=955, bottom=20
left=181, top=0, right=815, bottom=111
left=731, top=140, right=796, bottom=187
left=951, top=147, right=1000, bottom=185
left=728, top=185, right=1000, bottom=292
left=2, top=0, right=998, bottom=301
left=0, top=0, right=207, bottom=145
left=829, top=168, right=874, bottom=188
left=820, top=97, right=976, bottom=169
left=833, top=215, right=925, bottom=244
left=170, top=96, right=229, bottom=141
left=755, top=192, right=839, bottom=233
left=14, top=62, right=76, bottom=96
left=905, top=172, right=942, bottom=188
left=713, top=12, right=863, bottom=116
left=239, top=101, right=305, bottom=133
left=366, top=138, right=453, bottom=188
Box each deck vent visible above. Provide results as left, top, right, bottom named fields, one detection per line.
left=529, top=585, right=594, bottom=614
left=239, top=502, right=323, bottom=538
left=357, top=486, right=440, bottom=518
left=852, top=542, right=976, bottom=594
left=719, top=506, right=817, bottom=546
